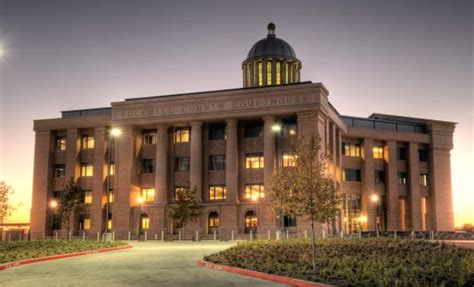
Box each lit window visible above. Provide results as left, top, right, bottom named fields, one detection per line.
left=175, top=157, right=190, bottom=172
left=209, top=186, right=226, bottom=200
left=54, top=164, right=66, bottom=177
left=285, top=62, right=289, bottom=83
left=419, top=174, right=428, bottom=186
left=245, top=184, right=264, bottom=200
left=209, top=155, right=225, bottom=170
left=141, top=188, right=155, bottom=202
left=209, top=125, right=226, bottom=140
left=266, top=61, right=272, bottom=85
left=343, top=169, right=361, bottom=182
left=276, top=62, right=281, bottom=85
left=375, top=170, right=385, bottom=184
left=342, top=143, right=361, bottom=157
left=174, top=128, right=190, bottom=143
left=141, top=215, right=150, bottom=229
left=55, top=137, right=66, bottom=151
left=244, top=211, right=257, bottom=233
left=143, top=130, right=157, bottom=145
left=81, top=164, right=93, bottom=177
left=174, top=186, right=189, bottom=201
left=258, top=62, right=263, bottom=86
left=142, top=159, right=155, bottom=174
left=107, top=219, right=112, bottom=230
left=84, top=191, right=92, bottom=204
left=281, top=152, right=297, bottom=167
left=208, top=212, right=220, bottom=227
left=108, top=192, right=114, bottom=203
left=245, top=153, right=264, bottom=169
left=373, top=146, right=384, bottom=159
left=81, top=136, right=94, bottom=149
left=109, top=163, right=115, bottom=176
left=80, top=218, right=91, bottom=230
left=398, top=172, right=408, bottom=185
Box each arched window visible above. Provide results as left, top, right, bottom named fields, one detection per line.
left=244, top=210, right=257, bottom=234
left=140, top=214, right=149, bottom=230
left=266, top=61, right=272, bottom=85
left=258, top=62, right=263, bottom=86
left=276, top=62, right=281, bottom=85
left=208, top=212, right=220, bottom=234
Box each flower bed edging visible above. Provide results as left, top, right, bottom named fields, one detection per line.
left=197, top=260, right=332, bottom=287
left=0, top=244, right=132, bottom=271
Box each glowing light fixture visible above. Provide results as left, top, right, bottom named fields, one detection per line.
left=110, top=128, right=122, bottom=137
left=137, top=196, right=144, bottom=204
left=359, top=215, right=367, bottom=223
left=49, top=200, right=58, bottom=209
left=271, top=124, right=282, bottom=132
left=371, top=194, right=380, bottom=203
left=251, top=194, right=259, bottom=202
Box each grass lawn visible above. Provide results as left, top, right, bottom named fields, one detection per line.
left=204, top=238, right=474, bottom=286
left=0, top=240, right=127, bottom=264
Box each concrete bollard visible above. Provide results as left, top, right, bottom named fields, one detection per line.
left=340, top=230, right=343, bottom=239
left=82, top=232, right=85, bottom=241
left=97, top=232, right=100, bottom=242
left=267, top=230, right=270, bottom=240
left=68, top=231, right=72, bottom=240
left=231, top=230, right=234, bottom=241
left=276, top=231, right=280, bottom=240
left=179, top=230, right=181, bottom=241
left=286, top=230, right=289, bottom=239
left=322, top=230, right=326, bottom=239
left=55, top=232, right=58, bottom=241
left=128, top=231, right=131, bottom=241
left=250, top=230, right=253, bottom=241
left=376, top=230, right=379, bottom=238
left=213, top=230, right=217, bottom=241
left=304, top=230, right=307, bottom=239
left=112, top=231, right=115, bottom=241
left=145, top=231, right=148, bottom=242
left=411, top=231, right=415, bottom=239
left=161, top=230, right=164, bottom=242
left=195, top=230, right=199, bottom=242
left=394, top=231, right=397, bottom=239
left=155, top=233, right=157, bottom=241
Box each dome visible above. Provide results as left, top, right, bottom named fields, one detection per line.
left=246, top=23, right=298, bottom=60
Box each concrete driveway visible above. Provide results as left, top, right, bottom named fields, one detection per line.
left=0, top=241, right=287, bottom=287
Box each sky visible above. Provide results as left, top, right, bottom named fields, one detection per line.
left=0, top=0, right=472, bottom=226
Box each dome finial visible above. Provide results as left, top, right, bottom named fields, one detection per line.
left=267, top=22, right=276, bottom=37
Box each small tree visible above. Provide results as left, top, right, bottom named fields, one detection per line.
left=0, top=181, right=17, bottom=227
left=270, top=134, right=339, bottom=271
left=168, top=184, right=204, bottom=239
left=56, top=178, right=85, bottom=237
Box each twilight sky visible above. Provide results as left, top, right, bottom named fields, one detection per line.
left=0, top=0, right=472, bottom=225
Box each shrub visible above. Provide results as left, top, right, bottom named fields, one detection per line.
left=204, top=239, right=474, bottom=286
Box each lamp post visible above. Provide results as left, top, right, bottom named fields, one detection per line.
left=271, top=123, right=283, bottom=239
left=49, top=200, right=58, bottom=239
left=371, top=194, right=380, bottom=232
left=105, top=127, right=121, bottom=240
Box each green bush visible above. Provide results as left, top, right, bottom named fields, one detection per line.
left=0, top=240, right=127, bottom=264
left=204, top=239, right=474, bottom=286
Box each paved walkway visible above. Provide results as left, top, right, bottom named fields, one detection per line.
left=0, top=241, right=287, bottom=287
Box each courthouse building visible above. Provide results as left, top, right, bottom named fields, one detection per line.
left=30, top=23, right=455, bottom=239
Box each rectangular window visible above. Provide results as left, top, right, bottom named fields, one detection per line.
left=375, top=170, right=385, bottom=184
left=342, top=168, right=361, bottom=182
left=141, top=188, right=155, bottom=202
left=276, top=62, right=281, bottom=85
left=398, top=172, right=408, bottom=185
left=373, top=146, right=384, bottom=159
left=209, top=185, right=226, bottom=200
left=107, top=219, right=112, bottom=230
left=174, top=128, right=190, bottom=143
left=285, top=63, right=289, bottom=83
left=109, top=163, right=115, bottom=176
left=108, top=191, right=114, bottom=203
left=82, top=218, right=91, bottom=230
left=209, top=215, right=220, bottom=227
left=281, top=152, right=297, bottom=167
left=54, top=164, right=66, bottom=177
left=175, top=157, right=190, bottom=172
left=342, top=143, right=361, bottom=157
left=209, top=155, right=226, bottom=170
left=266, top=61, right=272, bottom=85
left=258, top=62, right=263, bottom=86
left=245, top=153, right=264, bottom=169
left=397, top=147, right=407, bottom=160
left=142, top=159, right=155, bottom=174
left=244, top=123, right=263, bottom=138
left=80, top=164, right=93, bottom=177
left=283, top=215, right=297, bottom=227
left=55, top=137, right=66, bottom=151
left=418, top=149, right=429, bottom=162
left=84, top=191, right=92, bottom=204
left=209, top=125, right=226, bottom=140
left=281, top=122, right=297, bottom=136
left=143, top=130, right=157, bottom=145
left=174, top=186, right=189, bottom=201
left=141, top=216, right=149, bottom=229
left=419, top=174, right=428, bottom=186
left=245, top=184, right=264, bottom=200
left=81, top=136, right=94, bottom=149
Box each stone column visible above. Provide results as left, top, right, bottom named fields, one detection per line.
left=190, top=121, right=203, bottom=200
left=226, top=119, right=238, bottom=203
left=91, top=127, right=106, bottom=234
left=155, top=124, right=169, bottom=204
left=385, top=141, right=400, bottom=231
left=408, top=142, right=422, bottom=230
left=263, top=116, right=276, bottom=194
left=361, top=138, right=376, bottom=231
left=30, top=130, right=52, bottom=239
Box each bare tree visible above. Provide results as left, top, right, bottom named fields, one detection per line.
left=270, top=134, right=339, bottom=271
left=168, top=184, right=204, bottom=239
left=56, top=178, right=85, bottom=238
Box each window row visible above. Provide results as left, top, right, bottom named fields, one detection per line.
left=54, top=163, right=115, bottom=178
left=342, top=142, right=429, bottom=162
left=343, top=168, right=429, bottom=186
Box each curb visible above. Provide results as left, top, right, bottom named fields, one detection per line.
left=0, top=244, right=132, bottom=271
left=197, top=260, right=331, bottom=287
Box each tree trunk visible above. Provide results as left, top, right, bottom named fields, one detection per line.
left=310, top=217, right=316, bottom=272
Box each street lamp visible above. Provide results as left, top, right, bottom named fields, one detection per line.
left=271, top=123, right=282, bottom=133
left=371, top=194, right=380, bottom=232
left=49, top=200, right=58, bottom=209
left=105, top=127, right=121, bottom=239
